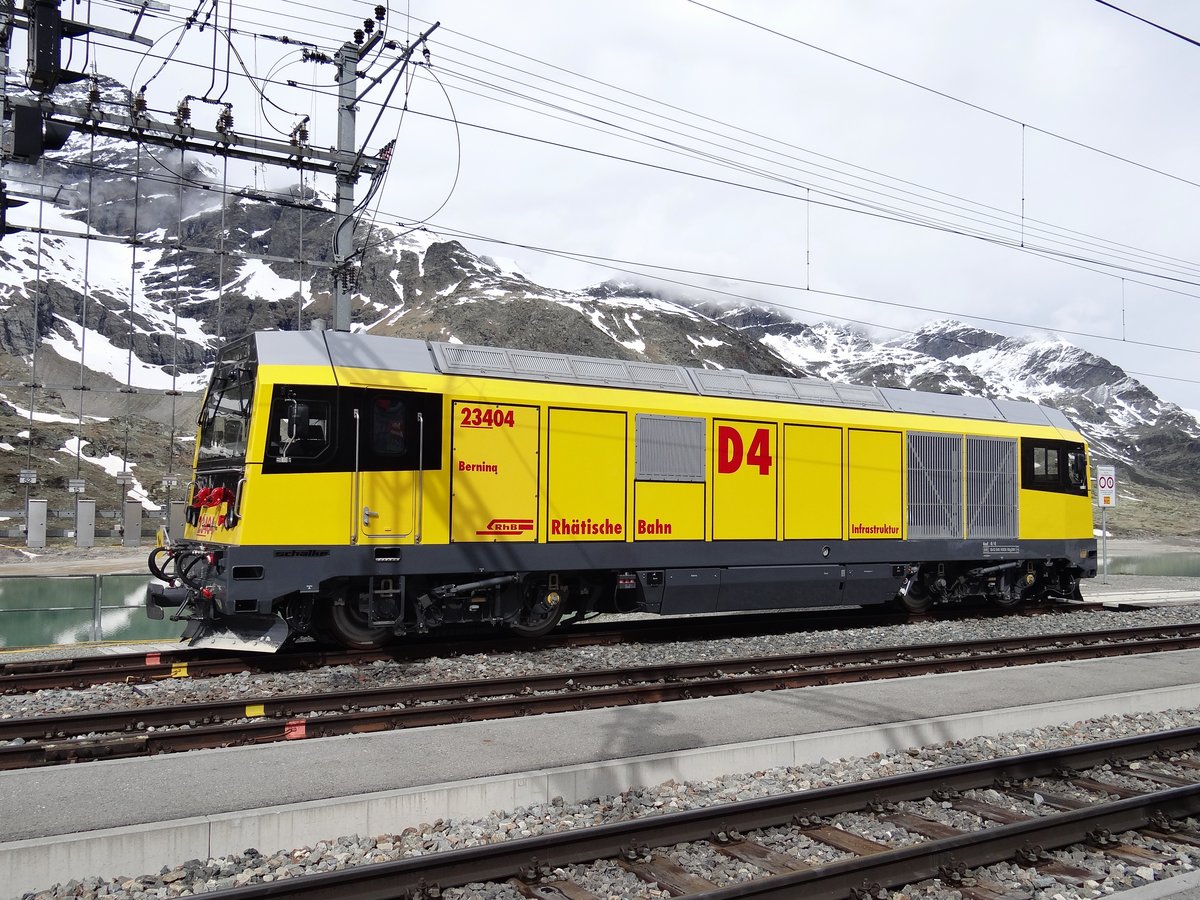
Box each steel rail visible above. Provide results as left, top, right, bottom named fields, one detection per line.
left=170, top=726, right=1200, bottom=899
left=5, top=627, right=1200, bottom=767
left=5, top=623, right=1200, bottom=743
left=0, top=602, right=1098, bottom=693
left=0, top=608, right=901, bottom=692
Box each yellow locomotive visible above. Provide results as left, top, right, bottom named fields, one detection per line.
left=147, top=330, right=1098, bottom=651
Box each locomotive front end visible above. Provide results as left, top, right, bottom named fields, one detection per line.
left=146, top=336, right=289, bottom=651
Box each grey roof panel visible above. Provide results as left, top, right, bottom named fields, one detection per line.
left=430, top=342, right=696, bottom=393
left=992, top=399, right=1055, bottom=427
left=745, top=373, right=806, bottom=400
left=325, top=331, right=438, bottom=375
left=1042, top=406, right=1078, bottom=432
left=254, top=331, right=332, bottom=368
left=792, top=380, right=845, bottom=406
left=263, top=332, right=1082, bottom=432
left=690, top=368, right=888, bottom=411
left=879, top=387, right=1004, bottom=421
left=832, top=383, right=889, bottom=410
left=689, top=369, right=752, bottom=396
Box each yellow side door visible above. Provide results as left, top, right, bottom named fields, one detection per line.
left=450, top=401, right=540, bottom=542
left=547, top=408, right=627, bottom=541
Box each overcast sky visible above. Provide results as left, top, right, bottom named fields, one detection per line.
left=23, top=0, right=1200, bottom=412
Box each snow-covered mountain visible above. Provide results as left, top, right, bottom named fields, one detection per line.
left=1, top=78, right=1197, bottom=527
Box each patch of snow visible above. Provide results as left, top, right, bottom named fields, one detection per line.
left=0, top=391, right=108, bottom=424
left=58, top=438, right=161, bottom=511
left=44, top=316, right=207, bottom=392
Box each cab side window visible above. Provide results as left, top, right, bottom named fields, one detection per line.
left=266, top=390, right=333, bottom=463
left=371, top=396, right=408, bottom=456
left=1022, top=439, right=1088, bottom=495
left=359, top=389, right=443, bottom=471
left=1066, top=449, right=1087, bottom=487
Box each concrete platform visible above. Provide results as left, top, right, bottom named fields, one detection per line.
left=5, top=650, right=1200, bottom=896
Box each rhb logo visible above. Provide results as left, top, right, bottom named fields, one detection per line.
left=477, top=518, right=534, bottom=536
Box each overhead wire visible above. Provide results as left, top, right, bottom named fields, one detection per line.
left=87, top=21, right=1200, bottom=289
left=20, top=1, right=1200, bottom=405
left=685, top=0, right=1200, bottom=193
left=1092, top=0, right=1200, bottom=49
left=394, top=107, right=1200, bottom=291
left=416, top=61, right=1200, bottom=283
left=421, top=41, right=1200, bottom=279
left=361, top=214, right=1200, bottom=394
left=370, top=214, right=1200, bottom=362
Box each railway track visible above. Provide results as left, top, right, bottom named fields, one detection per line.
left=5, top=622, right=1200, bottom=769
left=174, top=725, right=1200, bottom=898
left=0, top=601, right=1137, bottom=694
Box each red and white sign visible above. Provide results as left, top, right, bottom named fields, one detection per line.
left=1096, top=465, right=1117, bottom=508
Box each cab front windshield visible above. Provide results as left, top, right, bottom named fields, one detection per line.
left=198, top=345, right=256, bottom=462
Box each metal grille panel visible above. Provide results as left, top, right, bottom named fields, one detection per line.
left=967, top=436, right=1018, bottom=539
left=907, top=432, right=962, bottom=540
left=636, top=414, right=705, bottom=482
left=510, top=351, right=571, bottom=376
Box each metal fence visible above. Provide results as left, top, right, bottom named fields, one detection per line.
left=0, top=572, right=181, bottom=649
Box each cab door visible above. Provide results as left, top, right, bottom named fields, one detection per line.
left=355, top=390, right=442, bottom=541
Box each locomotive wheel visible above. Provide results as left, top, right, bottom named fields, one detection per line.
left=897, top=580, right=933, bottom=614
left=322, top=595, right=391, bottom=650
left=509, top=587, right=566, bottom=638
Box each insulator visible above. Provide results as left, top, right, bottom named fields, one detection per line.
left=422, top=46, right=431, bottom=64
left=363, top=19, right=374, bottom=34
left=216, top=103, right=233, bottom=134
left=174, top=99, right=191, bottom=127
left=87, top=77, right=100, bottom=106
left=354, top=28, right=364, bottom=45
left=374, top=4, right=385, bottom=20
left=131, top=89, right=147, bottom=117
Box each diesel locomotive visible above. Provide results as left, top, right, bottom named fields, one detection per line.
left=146, top=330, right=1098, bottom=651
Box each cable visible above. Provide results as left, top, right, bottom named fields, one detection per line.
left=1092, top=0, right=1200, bottom=49
left=368, top=215, right=1200, bottom=361
left=420, top=60, right=1200, bottom=282
left=684, top=0, right=1200, bottom=192
left=397, top=107, right=1200, bottom=290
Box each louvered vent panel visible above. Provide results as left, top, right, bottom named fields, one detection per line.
left=907, top=432, right=962, bottom=540
left=636, top=414, right=706, bottom=482
left=510, top=352, right=572, bottom=376
left=967, top=436, right=1018, bottom=539
left=442, top=346, right=510, bottom=370
left=628, top=363, right=690, bottom=388
left=570, top=358, right=628, bottom=380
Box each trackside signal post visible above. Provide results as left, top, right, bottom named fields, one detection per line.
left=1096, top=464, right=1117, bottom=584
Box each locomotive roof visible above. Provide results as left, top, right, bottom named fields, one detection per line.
left=253, top=330, right=1077, bottom=431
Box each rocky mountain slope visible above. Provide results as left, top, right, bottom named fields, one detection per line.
left=0, top=79, right=1195, bottom=536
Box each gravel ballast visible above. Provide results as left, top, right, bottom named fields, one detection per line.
left=15, top=706, right=1200, bottom=899
left=7, top=602, right=1200, bottom=899
left=4, top=606, right=1200, bottom=721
